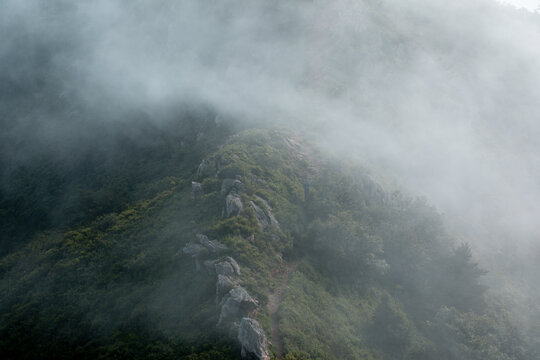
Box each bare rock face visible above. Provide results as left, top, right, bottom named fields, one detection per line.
left=182, top=243, right=206, bottom=271
left=191, top=181, right=204, bottom=199
left=249, top=201, right=278, bottom=232
left=197, top=157, right=219, bottom=178
left=225, top=192, right=243, bottom=217
left=182, top=243, right=204, bottom=257
left=216, top=274, right=238, bottom=302
left=217, top=287, right=258, bottom=326
left=225, top=256, right=241, bottom=275
left=204, top=259, right=217, bottom=274
left=197, top=234, right=228, bottom=253
left=238, top=318, right=270, bottom=360
left=215, top=257, right=241, bottom=277
left=215, top=261, right=236, bottom=277
left=221, top=178, right=244, bottom=195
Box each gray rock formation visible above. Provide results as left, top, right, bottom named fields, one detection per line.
left=197, top=234, right=228, bottom=253
left=221, top=178, right=244, bottom=194
left=191, top=181, right=203, bottom=199
left=225, top=192, right=243, bottom=217
left=221, top=178, right=235, bottom=194
left=215, top=261, right=236, bottom=277
left=237, top=318, right=270, bottom=360
left=225, top=256, right=241, bottom=275
left=215, top=257, right=241, bottom=276
left=216, top=274, right=238, bottom=301
left=249, top=198, right=279, bottom=231
left=196, top=158, right=215, bottom=178
left=182, top=243, right=206, bottom=270
left=217, top=287, right=258, bottom=326
left=182, top=242, right=204, bottom=257
left=204, top=259, right=217, bottom=274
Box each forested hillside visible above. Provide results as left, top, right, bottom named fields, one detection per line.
left=1, top=124, right=533, bottom=359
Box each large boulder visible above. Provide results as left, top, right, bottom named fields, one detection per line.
left=215, top=261, right=236, bottom=277
left=216, top=274, right=238, bottom=301
left=249, top=200, right=279, bottom=231
left=215, top=257, right=241, bottom=276
left=225, top=192, right=243, bottom=217
left=197, top=234, right=228, bottom=253
left=182, top=243, right=206, bottom=271
left=221, top=178, right=244, bottom=195
left=217, top=287, right=258, bottom=326
left=191, top=181, right=204, bottom=199
left=197, top=157, right=218, bottom=178
left=182, top=242, right=204, bottom=257
left=237, top=318, right=270, bottom=360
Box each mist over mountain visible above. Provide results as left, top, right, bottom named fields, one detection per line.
left=1, top=0, right=540, bottom=359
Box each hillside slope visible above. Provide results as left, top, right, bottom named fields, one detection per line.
left=0, top=128, right=532, bottom=360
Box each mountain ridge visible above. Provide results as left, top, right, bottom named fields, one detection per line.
left=0, top=126, right=533, bottom=359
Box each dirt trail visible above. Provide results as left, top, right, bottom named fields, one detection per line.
left=267, top=263, right=297, bottom=360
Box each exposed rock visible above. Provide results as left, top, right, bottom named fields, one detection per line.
left=250, top=202, right=268, bottom=230
left=221, top=178, right=244, bottom=195
left=367, top=256, right=390, bottom=275
left=191, top=181, right=203, bottom=199
left=216, top=274, right=238, bottom=301
left=217, top=287, right=258, bottom=326
left=225, top=192, right=243, bottom=217
left=249, top=174, right=267, bottom=186
left=204, top=259, right=217, bottom=274
left=215, top=261, right=236, bottom=277
left=434, top=306, right=454, bottom=324
left=197, top=234, right=228, bottom=253
left=182, top=243, right=205, bottom=257
left=254, top=196, right=279, bottom=227
left=196, top=158, right=215, bottom=178
left=238, top=318, right=270, bottom=360
left=226, top=256, right=241, bottom=275
left=182, top=243, right=206, bottom=271
left=215, top=257, right=241, bottom=276
left=249, top=198, right=279, bottom=231
left=221, top=178, right=236, bottom=194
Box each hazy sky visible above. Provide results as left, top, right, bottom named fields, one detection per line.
left=496, top=0, right=539, bottom=11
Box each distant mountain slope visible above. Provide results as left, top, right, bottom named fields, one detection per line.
left=0, top=127, right=532, bottom=359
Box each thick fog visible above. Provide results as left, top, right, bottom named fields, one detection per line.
left=2, top=0, right=540, bottom=295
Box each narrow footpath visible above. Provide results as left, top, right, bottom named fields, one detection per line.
left=267, top=263, right=297, bottom=360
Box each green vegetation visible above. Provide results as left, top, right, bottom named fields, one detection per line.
left=0, top=124, right=533, bottom=359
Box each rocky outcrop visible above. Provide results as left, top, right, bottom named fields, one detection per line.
left=215, top=257, right=241, bottom=277
left=216, top=274, right=238, bottom=302
left=217, top=287, right=258, bottom=326
left=191, top=181, right=203, bottom=199
left=197, top=234, right=228, bottom=253
left=238, top=318, right=270, bottom=360
left=204, top=259, right=217, bottom=274
left=250, top=196, right=279, bottom=231
left=221, top=178, right=244, bottom=195
left=182, top=242, right=205, bottom=257
left=182, top=242, right=206, bottom=271
left=182, top=234, right=227, bottom=271
left=197, top=157, right=219, bottom=178
left=225, top=192, right=243, bottom=217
